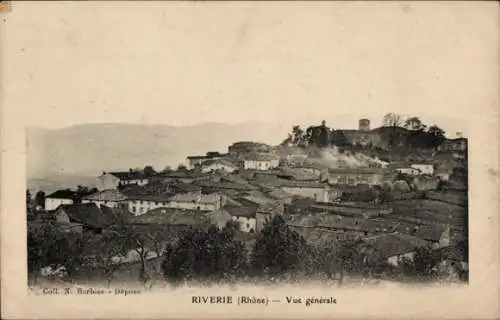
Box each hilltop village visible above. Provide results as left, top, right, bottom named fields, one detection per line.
left=27, top=116, right=469, bottom=287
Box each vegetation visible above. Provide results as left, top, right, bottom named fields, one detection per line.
left=282, top=113, right=448, bottom=154
left=161, top=225, right=247, bottom=284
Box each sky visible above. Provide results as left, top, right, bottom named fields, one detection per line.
left=2, top=1, right=498, bottom=137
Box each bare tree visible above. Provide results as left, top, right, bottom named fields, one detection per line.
left=382, top=113, right=403, bottom=127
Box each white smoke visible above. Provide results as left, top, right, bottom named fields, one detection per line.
left=316, top=146, right=388, bottom=169
left=280, top=145, right=388, bottom=169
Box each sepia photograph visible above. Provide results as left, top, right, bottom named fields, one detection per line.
left=26, top=115, right=469, bottom=289
left=1, top=1, right=499, bottom=319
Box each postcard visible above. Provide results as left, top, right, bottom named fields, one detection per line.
left=1, top=1, right=499, bottom=319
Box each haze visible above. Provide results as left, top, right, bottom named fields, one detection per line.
left=3, top=2, right=496, bottom=137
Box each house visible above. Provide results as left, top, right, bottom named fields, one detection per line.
left=53, top=203, right=110, bottom=233
left=388, top=163, right=421, bottom=176
left=285, top=154, right=308, bottom=166
left=129, top=208, right=210, bottom=233
left=410, top=163, right=435, bottom=175
left=326, top=168, right=393, bottom=185
left=200, top=158, right=239, bottom=173
left=194, top=179, right=257, bottom=194
left=228, top=141, right=271, bottom=156
left=44, top=189, right=96, bottom=211
left=45, top=190, right=78, bottom=211
left=166, top=192, right=226, bottom=212
left=278, top=181, right=339, bottom=203
left=243, top=153, right=280, bottom=171
left=186, top=152, right=227, bottom=169
left=216, top=205, right=257, bottom=233
left=124, top=194, right=173, bottom=216
left=255, top=200, right=286, bottom=232
left=157, top=170, right=211, bottom=184
left=98, top=170, right=150, bottom=190
left=82, top=189, right=128, bottom=208
left=359, top=233, right=432, bottom=267
left=438, top=138, right=468, bottom=153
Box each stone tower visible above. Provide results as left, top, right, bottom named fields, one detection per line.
left=359, top=119, right=370, bottom=132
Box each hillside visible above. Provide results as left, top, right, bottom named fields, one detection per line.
left=27, top=122, right=288, bottom=180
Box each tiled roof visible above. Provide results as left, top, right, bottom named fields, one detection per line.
left=169, top=192, right=221, bottom=204
left=125, top=194, right=173, bottom=202
left=243, top=153, right=280, bottom=161
left=108, top=171, right=150, bottom=180
left=280, top=168, right=319, bottom=181
left=201, top=158, right=239, bottom=168
left=266, top=188, right=293, bottom=200
left=100, top=204, right=135, bottom=221
left=223, top=205, right=256, bottom=218
left=129, top=208, right=209, bottom=225
left=279, top=181, right=328, bottom=188
left=57, top=203, right=110, bottom=228
left=46, top=189, right=96, bottom=200
left=195, top=180, right=257, bottom=191
left=82, top=189, right=127, bottom=201
left=362, top=233, right=432, bottom=258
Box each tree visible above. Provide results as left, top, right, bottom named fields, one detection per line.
left=177, top=164, right=188, bottom=171
left=291, top=125, right=306, bottom=146
left=27, top=190, right=34, bottom=220
left=331, top=130, right=350, bottom=147
left=382, top=113, right=405, bottom=155
left=427, top=125, right=446, bottom=148
left=162, top=225, right=247, bottom=283
left=105, top=216, right=152, bottom=285
left=84, top=233, right=132, bottom=288
left=250, top=215, right=309, bottom=280
left=27, top=222, right=86, bottom=284
left=162, top=165, right=173, bottom=173
left=34, top=191, right=46, bottom=209
left=382, top=113, right=403, bottom=127
left=143, top=165, right=156, bottom=177
left=403, top=117, right=426, bottom=131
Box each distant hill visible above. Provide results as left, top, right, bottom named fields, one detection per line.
left=26, top=122, right=289, bottom=183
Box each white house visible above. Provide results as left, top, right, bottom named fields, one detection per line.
left=200, top=159, right=239, bottom=173
left=410, top=163, right=435, bottom=175
left=45, top=190, right=77, bottom=211
left=243, top=153, right=280, bottom=171
left=82, top=189, right=128, bottom=208
left=278, top=181, right=339, bottom=203
left=97, top=170, right=150, bottom=190
left=226, top=206, right=257, bottom=233
left=126, top=195, right=172, bottom=216
left=44, top=189, right=96, bottom=211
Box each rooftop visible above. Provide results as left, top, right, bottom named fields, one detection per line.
left=169, top=192, right=221, bottom=204
left=361, top=233, right=432, bottom=258
left=129, top=208, right=209, bottom=225
left=107, top=171, right=150, bottom=180
left=56, top=203, right=111, bottom=228
left=243, top=153, right=280, bottom=161
left=201, top=158, right=239, bottom=168
left=46, top=189, right=96, bottom=200
left=222, top=205, right=256, bottom=218
left=82, top=189, right=127, bottom=202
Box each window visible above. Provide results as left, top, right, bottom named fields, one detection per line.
left=246, top=223, right=250, bottom=229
